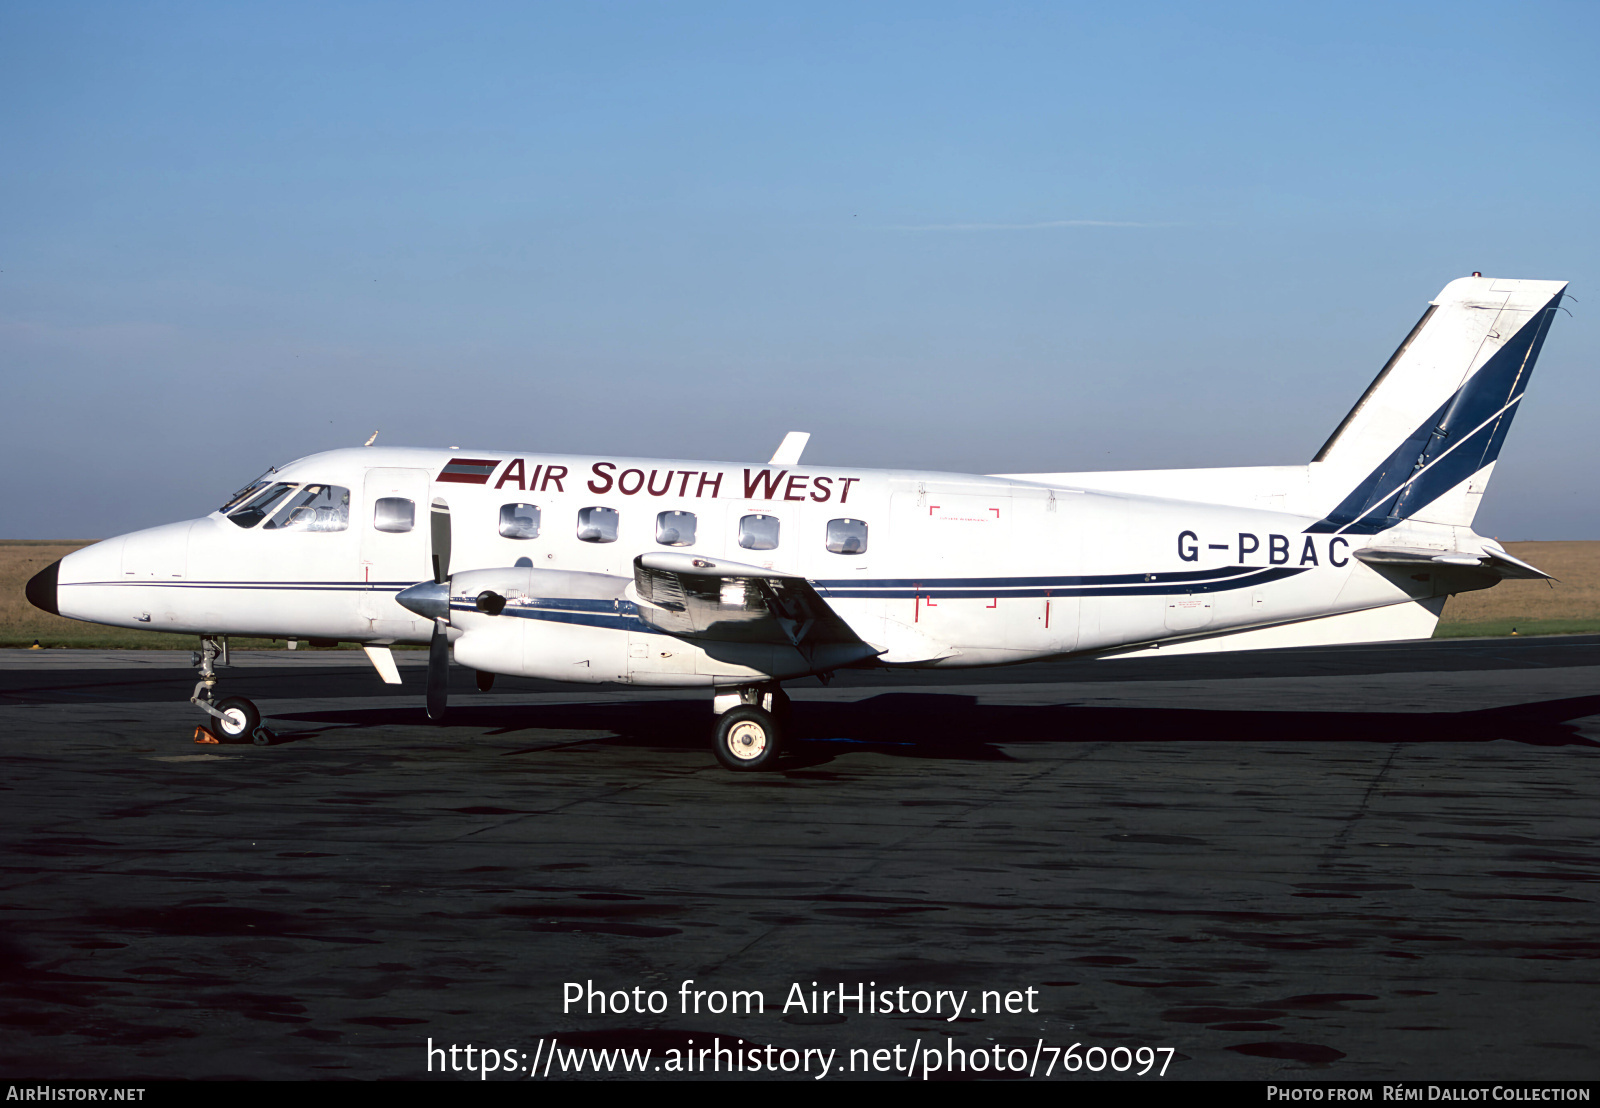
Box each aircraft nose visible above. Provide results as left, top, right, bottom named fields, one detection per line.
left=25, top=559, right=60, bottom=616
left=396, top=580, right=449, bottom=621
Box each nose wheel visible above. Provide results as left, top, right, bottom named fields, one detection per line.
left=190, top=636, right=275, bottom=745
left=215, top=697, right=264, bottom=743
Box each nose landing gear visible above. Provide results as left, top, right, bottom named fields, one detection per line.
left=190, top=636, right=275, bottom=745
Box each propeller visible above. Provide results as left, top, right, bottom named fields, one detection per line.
left=425, top=498, right=451, bottom=722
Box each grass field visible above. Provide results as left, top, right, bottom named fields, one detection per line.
left=4, top=538, right=1599, bottom=648
left=1430, top=540, right=1600, bottom=636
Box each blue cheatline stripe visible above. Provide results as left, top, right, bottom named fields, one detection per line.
left=813, top=564, right=1264, bottom=591
left=69, top=580, right=416, bottom=592
left=72, top=565, right=1312, bottom=605
left=1308, top=299, right=1559, bottom=536
left=819, top=566, right=1307, bottom=600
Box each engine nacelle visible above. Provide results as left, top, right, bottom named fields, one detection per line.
left=452, top=617, right=637, bottom=684
left=438, top=566, right=710, bottom=686
left=441, top=565, right=866, bottom=687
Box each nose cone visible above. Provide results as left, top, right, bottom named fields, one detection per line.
left=25, top=559, right=60, bottom=616
left=396, top=580, right=449, bottom=621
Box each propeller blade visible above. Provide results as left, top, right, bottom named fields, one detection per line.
left=423, top=496, right=454, bottom=721
left=426, top=619, right=449, bottom=722
left=430, top=498, right=451, bottom=584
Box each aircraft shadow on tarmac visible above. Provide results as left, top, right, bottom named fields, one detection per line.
left=270, top=691, right=1600, bottom=764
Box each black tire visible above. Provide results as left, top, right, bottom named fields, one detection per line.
left=713, top=706, right=782, bottom=771
left=475, top=669, right=495, bottom=692
left=214, top=697, right=260, bottom=743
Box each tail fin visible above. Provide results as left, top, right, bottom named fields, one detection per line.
left=1308, top=276, right=1566, bottom=534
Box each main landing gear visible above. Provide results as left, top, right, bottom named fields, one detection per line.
left=711, top=684, right=791, bottom=771
left=190, top=636, right=275, bottom=746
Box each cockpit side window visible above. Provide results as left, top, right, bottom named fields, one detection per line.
left=263, top=484, right=351, bottom=532
left=228, top=483, right=296, bottom=529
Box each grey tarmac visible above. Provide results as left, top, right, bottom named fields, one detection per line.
left=0, top=637, right=1596, bottom=1080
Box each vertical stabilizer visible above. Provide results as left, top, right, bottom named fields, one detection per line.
left=1309, top=276, right=1566, bottom=533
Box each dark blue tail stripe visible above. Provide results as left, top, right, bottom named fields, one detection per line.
left=1308, top=300, right=1558, bottom=535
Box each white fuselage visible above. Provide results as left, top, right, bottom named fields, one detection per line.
left=54, top=445, right=1440, bottom=683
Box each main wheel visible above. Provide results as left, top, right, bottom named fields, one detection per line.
left=214, top=696, right=260, bottom=743
left=713, top=706, right=782, bottom=771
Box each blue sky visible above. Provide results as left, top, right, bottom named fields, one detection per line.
left=4, top=1, right=1597, bottom=538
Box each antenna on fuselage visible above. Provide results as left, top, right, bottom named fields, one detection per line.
left=769, top=431, right=810, bottom=466
left=363, top=430, right=379, bottom=446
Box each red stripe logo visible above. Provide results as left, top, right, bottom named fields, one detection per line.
left=437, top=458, right=501, bottom=485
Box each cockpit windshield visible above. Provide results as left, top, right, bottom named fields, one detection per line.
left=227, top=482, right=351, bottom=531
left=228, top=483, right=297, bottom=528
left=219, top=472, right=275, bottom=513
left=263, top=484, right=350, bottom=532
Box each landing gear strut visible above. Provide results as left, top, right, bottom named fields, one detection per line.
left=190, top=636, right=274, bottom=745
left=711, top=684, right=789, bottom=771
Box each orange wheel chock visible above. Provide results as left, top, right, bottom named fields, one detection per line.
left=193, top=725, right=220, bottom=744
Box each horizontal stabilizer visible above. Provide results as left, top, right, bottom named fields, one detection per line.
left=1482, top=547, right=1557, bottom=580
left=1353, top=545, right=1553, bottom=580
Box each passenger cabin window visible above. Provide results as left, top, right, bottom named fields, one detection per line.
left=227, top=483, right=296, bottom=529
left=576, top=506, right=619, bottom=543
left=655, top=510, right=696, bottom=547
left=825, top=518, right=868, bottom=555
left=264, top=484, right=350, bottom=532
left=499, top=503, right=541, bottom=539
left=372, top=497, right=415, bottom=533
left=738, top=513, right=780, bottom=551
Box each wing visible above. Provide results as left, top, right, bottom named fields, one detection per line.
left=630, top=552, right=879, bottom=666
